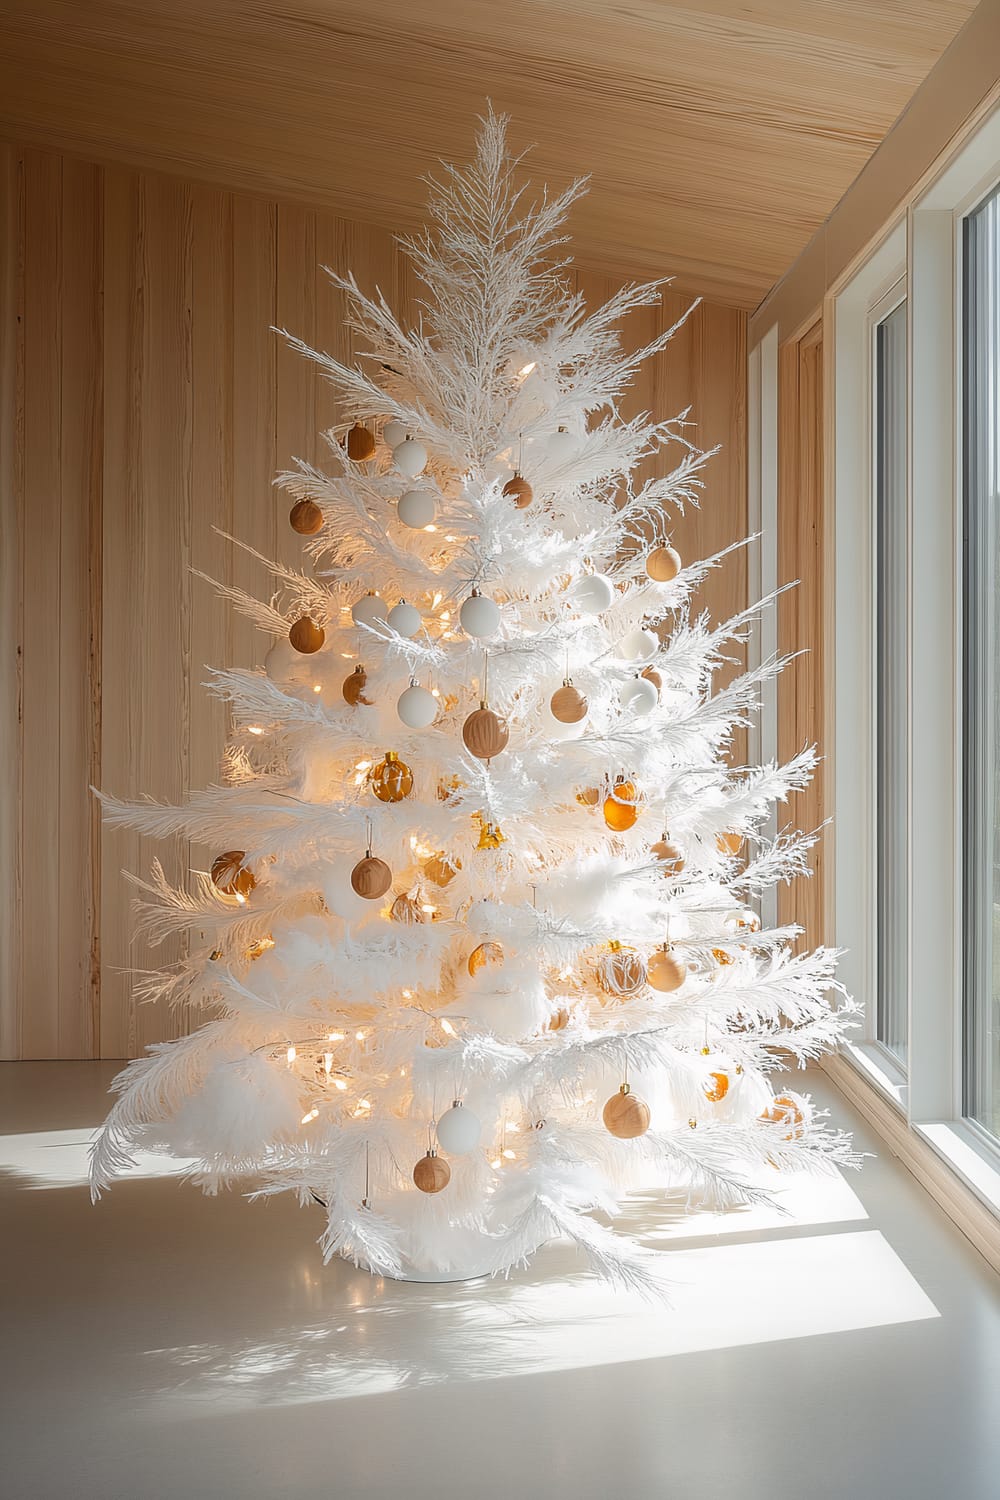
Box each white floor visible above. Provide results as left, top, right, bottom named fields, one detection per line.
left=2, top=1062, right=999, bottom=1500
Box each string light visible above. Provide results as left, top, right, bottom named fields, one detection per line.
left=301, top=1107, right=319, bottom=1125
left=518, top=360, right=537, bottom=378
left=247, top=725, right=264, bottom=736
left=327, top=1031, right=344, bottom=1041
left=334, top=1079, right=348, bottom=1091
left=432, top=592, right=443, bottom=608
left=502, top=1148, right=516, bottom=1161
left=402, top=989, right=412, bottom=999
left=313, top=684, right=322, bottom=693
left=323, top=1052, right=333, bottom=1074
left=286, top=1046, right=297, bottom=1065
left=355, top=1030, right=366, bottom=1041
left=439, top=1018, right=456, bottom=1036
left=355, top=760, right=371, bottom=771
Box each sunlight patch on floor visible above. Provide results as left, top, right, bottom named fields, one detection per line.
left=0, top=1128, right=195, bottom=1188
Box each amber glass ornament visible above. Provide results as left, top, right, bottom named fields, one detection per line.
left=391, top=892, right=429, bottom=925
left=476, top=817, right=506, bottom=850
left=550, top=680, right=588, bottom=724
left=211, top=850, right=256, bottom=898
left=703, top=1071, right=730, bottom=1103
left=289, top=499, right=324, bottom=535
left=502, top=472, right=533, bottom=508
left=370, top=750, right=413, bottom=803
left=596, top=940, right=646, bottom=998
left=760, top=1094, right=806, bottom=1139
left=712, top=947, right=735, bottom=966
left=602, top=1084, right=651, bottom=1139
left=645, top=544, right=682, bottom=582
left=716, top=830, right=744, bottom=857
left=603, top=777, right=640, bottom=832
left=647, top=945, right=686, bottom=993
left=245, top=935, right=275, bottom=961
left=342, top=664, right=372, bottom=706
left=424, top=852, right=461, bottom=887
left=576, top=785, right=602, bottom=807
left=437, top=775, right=463, bottom=803
left=412, top=1150, right=451, bottom=1193
left=351, top=854, right=392, bottom=900
left=468, top=940, right=504, bottom=977
left=346, top=422, right=376, bottom=461
left=651, top=837, right=684, bottom=876
left=289, top=616, right=325, bottom=654
left=462, top=704, right=509, bottom=760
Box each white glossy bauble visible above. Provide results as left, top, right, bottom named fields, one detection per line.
left=382, top=419, right=408, bottom=449
left=619, top=627, right=659, bottom=662
left=397, top=683, right=438, bottom=729
left=547, top=427, right=577, bottom=463
left=460, top=592, right=501, bottom=638
left=393, top=437, right=428, bottom=477
left=397, top=489, right=436, bottom=529
left=351, top=592, right=384, bottom=629
left=465, top=900, right=495, bottom=938
left=387, top=601, right=421, bottom=638
left=264, top=636, right=300, bottom=682
left=573, top=573, right=615, bottom=615
left=322, top=866, right=370, bottom=921
left=620, top=676, right=659, bottom=716
left=436, top=1101, right=483, bottom=1155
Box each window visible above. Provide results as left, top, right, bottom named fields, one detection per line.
left=963, top=183, right=1000, bottom=1145
left=873, top=296, right=908, bottom=1067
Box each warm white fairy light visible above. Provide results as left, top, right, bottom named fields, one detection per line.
left=439, top=1018, right=456, bottom=1036
left=247, top=725, right=264, bottom=736
left=334, top=1079, right=348, bottom=1092
left=286, top=1046, right=296, bottom=1066
left=327, top=1031, right=344, bottom=1041
left=301, top=1108, right=319, bottom=1125
left=518, top=360, right=537, bottom=378
left=323, top=1052, right=333, bottom=1074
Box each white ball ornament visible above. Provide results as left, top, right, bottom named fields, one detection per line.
left=619, top=627, right=659, bottom=662
left=387, top=600, right=421, bottom=638
left=397, top=489, right=436, bottom=529
left=264, top=636, right=301, bottom=683
left=547, top=426, right=577, bottom=463
left=397, top=682, right=438, bottom=729
left=383, top=419, right=408, bottom=449
left=393, top=436, right=427, bottom=477
left=436, top=1100, right=482, bottom=1155
left=351, top=591, right=384, bottom=629
left=573, top=573, right=615, bottom=614
left=620, top=675, right=659, bottom=716
left=460, top=590, right=501, bottom=639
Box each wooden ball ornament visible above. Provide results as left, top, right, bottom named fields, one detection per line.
left=289, top=616, right=325, bottom=654
left=596, top=940, right=646, bottom=999
left=576, top=785, right=602, bottom=807
left=716, top=830, right=744, bottom=857
left=462, top=704, right=509, bottom=761
left=346, top=422, right=376, bottom=461
left=424, top=852, right=461, bottom=888
left=550, top=680, right=588, bottom=724
left=703, top=1070, right=730, bottom=1103
left=468, top=940, right=503, bottom=977
left=641, top=666, right=662, bottom=695
left=603, top=1084, right=651, bottom=1140
left=211, top=850, right=256, bottom=898
left=413, top=1149, right=451, bottom=1194
left=648, top=945, right=686, bottom=993
left=651, top=837, right=684, bottom=876
left=351, top=853, right=392, bottom=900
left=289, top=499, right=324, bottom=535
left=603, top=777, right=640, bottom=832
left=391, top=892, right=429, bottom=925
left=342, top=664, right=372, bottom=706
left=646, top=544, right=682, bottom=583
left=502, top=472, right=533, bottom=509
left=369, top=750, right=413, bottom=804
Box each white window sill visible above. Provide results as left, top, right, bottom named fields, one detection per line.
left=915, top=1120, right=1000, bottom=1219
left=843, top=1041, right=908, bottom=1112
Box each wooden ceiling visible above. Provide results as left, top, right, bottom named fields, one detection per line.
left=0, top=1, right=978, bottom=307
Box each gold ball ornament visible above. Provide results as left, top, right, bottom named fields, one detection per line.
left=424, top=852, right=461, bottom=888
left=502, top=472, right=534, bottom=508
left=412, top=1150, right=451, bottom=1194
left=645, top=544, right=682, bottom=582
left=211, top=851, right=256, bottom=898
left=760, top=1094, right=806, bottom=1139
left=550, top=680, right=588, bottom=724
left=468, top=940, right=503, bottom=977
left=602, top=1084, right=651, bottom=1139
left=603, top=777, right=640, bottom=832
left=462, top=704, right=509, bottom=761
left=703, top=1070, right=730, bottom=1103
left=369, top=750, right=414, bottom=804
left=346, top=422, right=376, bottom=461
left=651, top=837, right=684, bottom=876
left=391, top=892, right=429, bottom=925
left=596, top=940, right=647, bottom=998
left=716, top=831, right=744, bottom=857
left=289, top=616, right=325, bottom=654
left=647, top=945, right=686, bottom=993
left=342, top=664, right=373, bottom=706
left=350, top=854, right=392, bottom=901
left=289, top=498, right=324, bottom=535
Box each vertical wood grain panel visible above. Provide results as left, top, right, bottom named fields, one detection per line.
left=57, top=156, right=102, bottom=1057
left=20, top=150, right=62, bottom=1057
left=4, top=146, right=749, bottom=1057
left=0, top=144, right=25, bottom=1059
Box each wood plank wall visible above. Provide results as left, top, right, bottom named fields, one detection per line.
left=0, top=142, right=748, bottom=1059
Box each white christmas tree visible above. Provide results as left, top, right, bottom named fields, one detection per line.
left=92, top=111, right=858, bottom=1290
